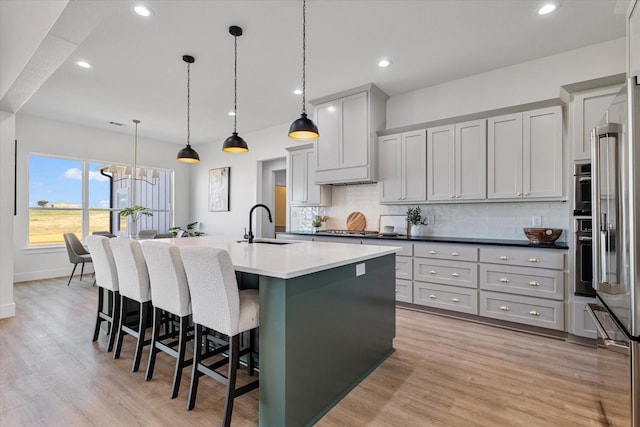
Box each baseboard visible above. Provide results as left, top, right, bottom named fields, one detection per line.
left=0, top=302, right=16, bottom=318
left=14, top=266, right=94, bottom=283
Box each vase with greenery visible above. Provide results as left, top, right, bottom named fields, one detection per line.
left=119, top=205, right=152, bottom=237
left=169, top=221, right=204, bottom=237
left=311, top=215, right=328, bottom=232
left=406, top=207, right=428, bottom=236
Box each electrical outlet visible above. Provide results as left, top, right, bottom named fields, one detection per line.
left=426, top=214, right=435, bottom=225
left=532, top=216, right=542, bottom=227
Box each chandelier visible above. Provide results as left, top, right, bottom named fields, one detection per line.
left=103, top=119, right=158, bottom=185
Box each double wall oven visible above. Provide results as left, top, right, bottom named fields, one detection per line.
left=574, top=163, right=595, bottom=297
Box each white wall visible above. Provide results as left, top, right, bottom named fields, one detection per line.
left=13, top=114, right=192, bottom=282
left=387, top=38, right=626, bottom=129
left=0, top=115, right=16, bottom=317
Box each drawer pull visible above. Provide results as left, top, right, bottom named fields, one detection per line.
left=429, top=270, right=437, bottom=275
left=528, top=281, right=540, bottom=287
left=499, top=255, right=510, bottom=260
left=529, top=310, right=540, bottom=316
left=395, top=288, right=399, bottom=293
left=429, top=250, right=438, bottom=254
left=395, top=266, right=399, bottom=270
left=528, top=257, right=540, bottom=263
left=451, top=252, right=460, bottom=256
left=499, top=277, right=510, bottom=283
left=499, top=305, right=510, bottom=311
left=429, top=294, right=437, bottom=299
left=451, top=298, right=460, bottom=303
left=451, top=272, right=460, bottom=277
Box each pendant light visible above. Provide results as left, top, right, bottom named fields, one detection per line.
left=223, top=25, right=249, bottom=152
left=288, top=0, right=319, bottom=140
left=177, top=54, right=200, bottom=163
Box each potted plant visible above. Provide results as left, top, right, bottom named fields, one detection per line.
left=406, top=207, right=428, bottom=237
left=119, top=205, right=153, bottom=237
left=311, top=215, right=328, bottom=232
left=169, top=221, right=204, bottom=237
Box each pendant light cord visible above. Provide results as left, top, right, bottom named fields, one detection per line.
left=234, top=33, right=238, bottom=133
left=187, top=61, right=191, bottom=147
left=301, top=0, right=307, bottom=115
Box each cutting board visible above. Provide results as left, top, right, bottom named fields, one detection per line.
left=346, top=211, right=366, bottom=231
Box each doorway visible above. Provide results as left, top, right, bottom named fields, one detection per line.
left=257, top=157, right=286, bottom=238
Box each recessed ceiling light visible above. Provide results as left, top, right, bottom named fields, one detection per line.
left=293, top=89, right=303, bottom=95
left=378, top=59, right=391, bottom=68
left=133, top=5, right=152, bottom=17
left=75, top=60, right=92, bottom=69
left=228, top=111, right=236, bottom=116
left=538, top=3, right=557, bottom=15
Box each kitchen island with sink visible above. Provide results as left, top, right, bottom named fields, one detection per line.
left=153, top=236, right=400, bottom=426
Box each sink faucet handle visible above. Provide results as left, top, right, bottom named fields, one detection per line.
left=243, top=227, right=249, bottom=239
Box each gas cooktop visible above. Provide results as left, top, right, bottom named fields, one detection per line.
left=319, top=229, right=381, bottom=236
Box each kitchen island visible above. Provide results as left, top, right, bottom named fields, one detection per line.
left=154, top=236, right=400, bottom=426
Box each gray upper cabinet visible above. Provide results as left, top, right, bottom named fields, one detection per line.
left=286, top=144, right=331, bottom=206
left=571, top=85, right=621, bottom=161
left=378, top=130, right=427, bottom=203
left=630, top=0, right=639, bottom=79
left=427, top=119, right=486, bottom=202
left=311, top=84, right=388, bottom=185
left=487, top=106, right=563, bottom=200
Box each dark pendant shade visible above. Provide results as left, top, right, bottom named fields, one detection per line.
left=177, top=144, right=200, bottom=163
left=288, top=112, right=319, bottom=140
left=222, top=132, right=249, bottom=152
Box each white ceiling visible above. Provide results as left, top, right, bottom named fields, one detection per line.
left=19, top=0, right=628, bottom=146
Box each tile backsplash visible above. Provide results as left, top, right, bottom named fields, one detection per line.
left=289, top=183, right=571, bottom=242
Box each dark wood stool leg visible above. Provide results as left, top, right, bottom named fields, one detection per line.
left=248, top=329, right=256, bottom=376
left=132, top=301, right=149, bottom=372
left=187, top=324, right=203, bottom=410
left=92, top=287, right=104, bottom=342
left=113, top=295, right=127, bottom=359
left=222, top=334, right=240, bottom=427
left=107, top=291, right=120, bottom=353
left=67, top=264, right=78, bottom=286
left=170, top=315, right=189, bottom=399
left=145, top=307, right=162, bottom=381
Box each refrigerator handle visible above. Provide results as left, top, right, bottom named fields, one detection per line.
left=591, top=127, right=602, bottom=290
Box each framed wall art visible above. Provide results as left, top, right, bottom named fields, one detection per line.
left=208, top=167, right=230, bottom=211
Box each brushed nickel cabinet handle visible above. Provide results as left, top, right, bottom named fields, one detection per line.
left=450, top=195, right=456, bottom=198
left=517, top=193, right=522, bottom=197
left=395, top=266, right=399, bottom=270
left=395, top=288, right=399, bottom=293
left=429, top=270, right=437, bottom=274
left=528, top=257, right=540, bottom=263
left=451, top=298, right=460, bottom=303
left=529, top=310, right=540, bottom=316
left=429, top=294, right=437, bottom=299
left=499, top=255, right=510, bottom=260
left=451, top=252, right=460, bottom=256
left=529, top=281, right=540, bottom=287
left=499, top=277, right=510, bottom=283
left=429, top=250, right=437, bottom=254
left=524, top=192, right=530, bottom=196
left=451, top=272, right=460, bottom=277
left=499, top=305, right=510, bottom=311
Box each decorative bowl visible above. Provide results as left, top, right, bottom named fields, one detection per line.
left=523, top=228, right=563, bottom=244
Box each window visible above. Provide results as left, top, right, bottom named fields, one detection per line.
left=28, top=155, right=173, bottom=245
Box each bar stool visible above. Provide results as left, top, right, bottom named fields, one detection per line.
left=140, top=241, right=193, bottom=399
left=109, top=238, right=152, bottom=372
left=180, top=246, right=259, bottom=427
left=85, top=235, right=120, bottom=352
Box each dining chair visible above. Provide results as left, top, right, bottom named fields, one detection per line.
left=92, top=231, right=116, bottom=238
left=154, top=233, right=174, bottom=239
left=109, top=238, right=152, bottom=372
left=63, top=232, right=93, bottom=286
left=137, top=229, right=158, bottom=239
left=180, top=246, right=259, bottom=426
left=86, top=235, right=120, bottom=352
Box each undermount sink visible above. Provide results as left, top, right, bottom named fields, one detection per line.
left=236, top=239, right=298, bottom=245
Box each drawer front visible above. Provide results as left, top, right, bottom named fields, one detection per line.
left=414, top=243, right=478, bottom=262
left=414, top=259, right=478, bottom=289
left=361, top=240, right=413, bottom=256
left=414, top=282, right=478, bottom=314
left=395, top=279, right=412, bottom=303
left=480, top=247, right=565, bottom=270
left=479, top=291, right=564, bottom=331
left=479, top=264, right=564, bottom=300
left=396, top=256, right=413, bottom=280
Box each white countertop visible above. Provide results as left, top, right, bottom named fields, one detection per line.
left=147, top=236, right=400, bottom=279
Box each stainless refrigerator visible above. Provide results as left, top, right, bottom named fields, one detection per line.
left=587, top=76, right=640, bottom=427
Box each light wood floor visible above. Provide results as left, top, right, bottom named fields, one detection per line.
left=0, top=277, right=605, bottom=426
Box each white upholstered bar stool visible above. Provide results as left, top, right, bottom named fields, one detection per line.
left=140, top=241, right=193, bottom=399
left=109, top=238, right=152, bottom=372
left=86, top=235, right=120, bottom=352
left=180, top=246, right=259, bottom=427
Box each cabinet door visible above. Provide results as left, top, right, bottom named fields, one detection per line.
left=456, top=119, right=487, bottom=200
left=523, top=106, right=563, bottom=198
left=315, top=101, right=340, bottom=172
left=378, top=134, right=402, bottom=202
left=289, top=150, right=307, bottom=204
left=341, top=92, right=368, bottom=168
left=630, top=0, right=639, bottom=79
left=305, top=150, right=321, bottom=204
left=402, top=130, right=427, bottom=202
left=427, top=125, right=455, bottom=201
left=487, top=113, right=523, bottom=199
left=573, top=86, right=620, bottom=160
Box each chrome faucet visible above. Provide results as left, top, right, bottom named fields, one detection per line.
left=246, top=203, right=272, bottom=243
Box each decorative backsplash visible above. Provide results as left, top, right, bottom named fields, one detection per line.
left=290, top=183, right=570, bottom=242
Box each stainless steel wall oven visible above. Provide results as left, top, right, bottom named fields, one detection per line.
left=574, top=163, right=592, bottom=216
left=575, top=218, right=595, bottom=297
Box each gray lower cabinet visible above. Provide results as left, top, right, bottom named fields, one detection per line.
left=396, top=279, right=413, bottom=303
left=479, top=291, right=565, bottom=331
left=414, top=281, right=478, bottom=314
